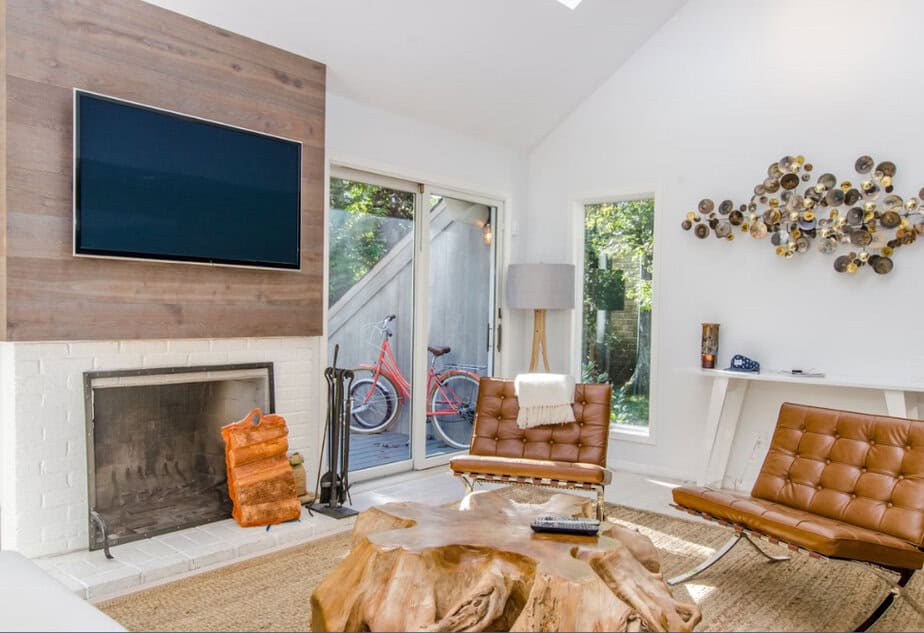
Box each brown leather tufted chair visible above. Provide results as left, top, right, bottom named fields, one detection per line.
left=449, top=377, right=613, bottom=520
left=671, top=402, right=924, bottom=631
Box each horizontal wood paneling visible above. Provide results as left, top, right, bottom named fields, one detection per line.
left=2, top=0, right=325, bottom=340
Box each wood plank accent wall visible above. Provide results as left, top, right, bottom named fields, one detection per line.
left=0, top=0, right=325, bottom=340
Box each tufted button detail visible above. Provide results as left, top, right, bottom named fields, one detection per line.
left=582, top=400, right=587, bottom=405
left=888, top=502, right=894, bottom=508
left=522, top=438, right=527, bottom=443
left=851, top=494, right=857, bottom=499
left=549, top=439, right=554, bottom=445
left=861, top=468, right=867, bottom=473
left=816, top=485, right=823, bottom=490
left=577, top=442, right=582, bottom=448
left=834, top=433, right=840, bottom=439
left=899, top=475, right=905, bottom=480
left=907, top=445, right=912, bottom=450
left=825, top=459, right=831, bottom=464
left=870, top=439, right=875, bottom=445
left=493, top=436, right=498, bottom=441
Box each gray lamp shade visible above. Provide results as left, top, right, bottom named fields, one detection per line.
left=506, top=263, right=575, bottom=310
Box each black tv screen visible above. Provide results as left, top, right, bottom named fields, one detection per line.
left=74, top=90, right=301, bottom=269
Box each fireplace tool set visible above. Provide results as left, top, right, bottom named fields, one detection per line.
left=311, top=345, right=358, bottom=519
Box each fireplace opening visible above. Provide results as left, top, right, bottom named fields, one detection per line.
left=84, top=363, right=274, bottom=550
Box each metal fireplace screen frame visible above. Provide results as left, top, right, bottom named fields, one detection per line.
left=83, top=362, right=275, bottom=551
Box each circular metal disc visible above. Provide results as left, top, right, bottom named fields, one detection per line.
left=698, top=198, right=715, bottom=214
left=719, top=199, right=733, bottom=215
left=779, top=156, right=796, bottom=173
left=855, top=155, right=874, bottom=174
left=795, top=237, right=810, bottom=253
left=768, top=163, right=783, bottom=178
left=847, top=207, right=864, bottom=225
left=715, top=221, right=732, bottom=238
left=729, top=210, right=744, bottom=226
left=694, top=223, right=710, bottom=239
left=763, top=178, right=780, bottom=193
left=881, top=210, right=902, bottom=229
left=825, top=189, right=845, bottom=206
left=750, top=221, right=768, bottom=239
left=834, top=255, right=850, bottom=272
left=780, top=173, right=800, bottom=190
left=876, top=161, right=896, bottom=177
left=681, top=219, right=693, bottom=230
left=818, top=238, right=837, bottom=254
left=850, top=228, right=872, bottom=246
left=818, top=173, right=836, bottom=189
left=883, top=194, right=903, bottom=211
left=872, top=255, right=894, bottom=274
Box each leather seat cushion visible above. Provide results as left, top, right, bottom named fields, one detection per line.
left=674, top=485, right=924, bottom=570
left=450, top=455, right=612, bottom=485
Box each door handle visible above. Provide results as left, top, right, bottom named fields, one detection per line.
left=496, top=323, right=502, bottom=352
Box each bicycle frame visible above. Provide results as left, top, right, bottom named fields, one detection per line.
left=363, top=330, right=477, bottom=416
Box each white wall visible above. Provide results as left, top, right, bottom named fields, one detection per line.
left=526, top=0, right=924, bottom=485
left=325, top=92, right=532, bottom=375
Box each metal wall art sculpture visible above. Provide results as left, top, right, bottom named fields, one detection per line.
left=681, top=155, right=924, bottom=275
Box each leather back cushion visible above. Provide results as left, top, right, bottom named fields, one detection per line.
left=752, top=403, right=924, bottom=546
left=468, top=377, right=612, bottom=466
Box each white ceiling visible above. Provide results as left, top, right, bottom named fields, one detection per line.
left=143, top=0, right=685, bottom=150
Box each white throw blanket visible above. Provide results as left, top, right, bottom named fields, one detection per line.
left=514, top=373, right=576, bottom=429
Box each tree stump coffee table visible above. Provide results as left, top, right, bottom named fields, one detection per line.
left=311, top=490, right=700, bottom=632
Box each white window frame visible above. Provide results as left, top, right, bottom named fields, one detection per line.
left=570, top=193, right=661, bottom=446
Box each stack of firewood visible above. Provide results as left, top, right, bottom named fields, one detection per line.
left=221, top=409, right=301, bottom=527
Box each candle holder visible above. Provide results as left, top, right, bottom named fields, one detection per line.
left=701, top=323, right=720, bottom=369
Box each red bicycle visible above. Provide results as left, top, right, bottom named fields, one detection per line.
left=349, top=314, right=481, bottom=449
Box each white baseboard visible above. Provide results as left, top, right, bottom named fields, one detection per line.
left=608, top=458, right=696, bottom=484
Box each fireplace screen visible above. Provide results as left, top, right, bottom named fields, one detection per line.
left=84, top=364, right=274, bottom=550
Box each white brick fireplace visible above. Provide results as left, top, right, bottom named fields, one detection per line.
left=0, top=337, right=320, bottom=558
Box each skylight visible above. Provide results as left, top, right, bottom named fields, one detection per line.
left=556, top=0, right=584, bottom=9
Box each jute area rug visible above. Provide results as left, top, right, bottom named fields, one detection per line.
left=98, top=486, right=924, bottom=631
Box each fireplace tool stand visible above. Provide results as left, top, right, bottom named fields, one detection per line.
left=311, top=345, right=358, bottom=519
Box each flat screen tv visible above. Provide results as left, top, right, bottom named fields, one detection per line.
left=74, top=90, right=301, bottom=270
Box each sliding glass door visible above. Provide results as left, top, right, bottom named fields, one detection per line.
left=328, top=169, right=502, bottom=478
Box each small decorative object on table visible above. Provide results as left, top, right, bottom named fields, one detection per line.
left=725, top=354, right=760, bottom=373
left=701, top=323, right=720, bottom=369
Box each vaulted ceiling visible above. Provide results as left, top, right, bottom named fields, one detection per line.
left=144, top=0, right=686, bottom=149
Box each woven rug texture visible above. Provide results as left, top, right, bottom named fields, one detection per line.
left=98, top=486, right=924, bottom=631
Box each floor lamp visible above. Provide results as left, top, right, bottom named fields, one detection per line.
left=506, top=263, right=575, bottom=372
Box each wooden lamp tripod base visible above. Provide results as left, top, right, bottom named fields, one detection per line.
left=528, top=308, right=550, bottom=373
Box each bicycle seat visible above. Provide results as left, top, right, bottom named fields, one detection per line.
left=428, top=346, right=451, bottom=357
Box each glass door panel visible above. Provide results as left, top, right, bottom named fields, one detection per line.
left=328, top=175, right=417, bottom=472
left=424, top=194, right=496, bottom=456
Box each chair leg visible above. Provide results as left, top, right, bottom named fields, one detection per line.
left=460, top=475, right=474, bottom=494
left=667, top=533, right=744, bottom=586
left=596, top=486, right=605, bottom=522
left=854, top=569, right=915, bottom=632
left=741, top=532, right=790, bottom=562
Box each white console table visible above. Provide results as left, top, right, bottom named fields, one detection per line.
left=696, top=369, right=924, bottom=488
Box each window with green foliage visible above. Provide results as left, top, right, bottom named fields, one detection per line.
left=582, top=198, right=654, bottom=428
left=328, top=178, right=415, bottom=306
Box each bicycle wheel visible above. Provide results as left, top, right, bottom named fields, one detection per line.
left=349, top=369, right=400, bottom=434
left=428, top=371, right=480, bottom=449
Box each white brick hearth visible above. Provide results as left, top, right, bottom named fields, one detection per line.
left=0, top=337, right=320, bottom=558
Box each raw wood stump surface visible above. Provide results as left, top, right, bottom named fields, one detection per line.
left=311, top=491, right=701, bottom=632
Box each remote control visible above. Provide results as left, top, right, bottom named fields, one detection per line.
left=530, top=514, right=600, bottom=536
